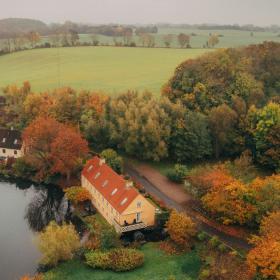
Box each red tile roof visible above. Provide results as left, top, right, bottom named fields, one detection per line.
left=82, top=156, right=139, bottom=214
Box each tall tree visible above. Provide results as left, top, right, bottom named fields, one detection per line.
left=177, top=33, right=190, bottom=48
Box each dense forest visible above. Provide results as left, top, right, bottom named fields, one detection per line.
left=1, top=42, right=279, bottom=173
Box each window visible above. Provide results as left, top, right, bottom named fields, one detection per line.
left=120, top=198, right=128, bottom=206
left=2, top=149, right=5, bottom=154
left=94, top=172, right=101, bottom=179
left=87, top=165, right=93, bottom=172
left=14, top=139, right=18, bottom=145
left=14, top=150, right=17, bottom=155
left=2, top=138, right=6, bottom=143
left=102, top=180, right=108, bottom=187
left=137, top=201, right=142, bottom=208
left=111, top=188, right=118, bottom=196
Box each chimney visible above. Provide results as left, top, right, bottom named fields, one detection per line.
left=125, top=181, right=133, bottom=189
left=99, top=158, right=106, bottom=166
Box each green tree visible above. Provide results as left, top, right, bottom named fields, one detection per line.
left=209, top=104, right=238, bottom=158
left=100, top=149, right=123, bottom=174
left=247, top=103, right=280, bottom=170
left=170, top=111, right=212, bottom=161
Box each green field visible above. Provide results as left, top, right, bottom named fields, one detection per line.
left=0, top=47, right=207, bottom=94
left=44, top=243, right=201, bottom=280
left=77, top=28, right=280, bottom=49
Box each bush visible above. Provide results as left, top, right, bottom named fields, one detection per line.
left=85, top=248, right=144, bottom=272
left=218, top=243, right=227, bottom=252
left=199, top=269, right=210, bottom=279
left=197, top=231, right=208, bottom=241
left=85, top=251, right=111, bottom=270
left=167, top=164, right=188, bottom=183
left=109, top=248, right=144, bottom=271
left=208, top=236, right=220, bottom=248
left=13, top=157, right=35, bottom=178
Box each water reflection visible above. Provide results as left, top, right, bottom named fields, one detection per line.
left=25, top=185, right=70, bottom=232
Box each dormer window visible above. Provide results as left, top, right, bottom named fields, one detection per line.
left=120, top=198, right=128, bottom=205
left=111, top=188, right=118, bottom=196
left=87, top=165, right=93, bottom=172
left=94, top=172, right=101, bottom=179
left=102, top=180, right=108, bottom=187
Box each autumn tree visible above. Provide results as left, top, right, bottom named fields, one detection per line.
left=247, top=212, right=280, bottom=279
left=37, top=221, right=80, bottom=266
left=208, top=34, right=219, bottom=48
left=108, top=91, right=171, bottom=161
left=50, top=126, right=89, bottom=181
left=163, top=34, right=173, bottom=48
left=202, top=179, right=255, bottom=225
left=22, top=117, right=88, bottom=181
left=177, top=33, right=190, bottom=48
left=209, top=104, right=238, bottom=158
left=25, top=31, right=41, bottom=48
left=166, top=210, right=196, bottom=247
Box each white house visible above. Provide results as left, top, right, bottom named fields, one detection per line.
left=0, top=128, right=24, bottom=160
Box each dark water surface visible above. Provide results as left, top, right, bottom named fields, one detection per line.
left=0, top=179, right=67, bottom=280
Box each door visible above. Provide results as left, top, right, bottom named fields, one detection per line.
left=136, top=212, right=141, bottom=223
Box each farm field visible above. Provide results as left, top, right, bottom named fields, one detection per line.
left=77, top=28, right=280, bottom=48
left=43, top=243, right=201, bottom=280
left=0, top=47, right=208, bottom=94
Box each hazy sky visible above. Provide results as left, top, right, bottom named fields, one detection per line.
left=1, top=0, right=279, bottom=25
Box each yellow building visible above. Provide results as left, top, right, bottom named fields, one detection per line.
left=82, top=156, right=156, bottom=233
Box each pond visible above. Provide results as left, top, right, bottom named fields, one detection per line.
left=0, top=179, right=69, bottom=280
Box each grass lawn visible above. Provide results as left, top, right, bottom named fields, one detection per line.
left=0, top=46, right=207, bottom=94
left=43, top=243, right=201, bottom=280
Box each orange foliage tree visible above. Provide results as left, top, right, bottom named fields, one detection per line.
left=202, top=180, right=255, bottom=225
left=166, top=210, right=197, bottom=248
left=247, top=211, right=280, bottom=279
left=22, top=116, right=88, bottom=181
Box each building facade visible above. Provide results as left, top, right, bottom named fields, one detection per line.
left=82, top=156, right=156, bottom=233
left=0, top=128, right=23, bottom=159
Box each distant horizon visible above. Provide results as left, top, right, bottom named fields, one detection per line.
left=1, top=0, right=279, bottom=26
left=0, top=17, right=279, bottom=29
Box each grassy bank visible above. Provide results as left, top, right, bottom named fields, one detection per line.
left=43, top=243, right=201, bottom=280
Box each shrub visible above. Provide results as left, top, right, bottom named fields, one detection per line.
left=85, top=251, right=111, bottom=270
left=85, top=248, right=144, bottom=272
left=13, top=157, right=35, bottom=178
left=209, top=236, right=220, bottom=248
left=109, top=248, right=144, bottom=272
left=167, top=164, right=188, bottom=183
left=199, top=269, right=210, bottom=279
left=37, top=221, right=80, bottom=266
left=218, top=243, right=227, bottom=252
left=197, top=231, right=208, bottom=241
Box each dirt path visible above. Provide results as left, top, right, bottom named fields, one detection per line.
left=125, top=161, right=252, bottom=252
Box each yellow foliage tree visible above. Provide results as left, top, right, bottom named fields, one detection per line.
left=37, top=221, right=80, bottom=266
left=166, top=210, right=196, bottom=248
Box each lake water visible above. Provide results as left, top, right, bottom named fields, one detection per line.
left=0, top=179, right=67, bottom=280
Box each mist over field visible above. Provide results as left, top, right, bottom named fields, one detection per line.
left=1, top=0, right=280, bottom=25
